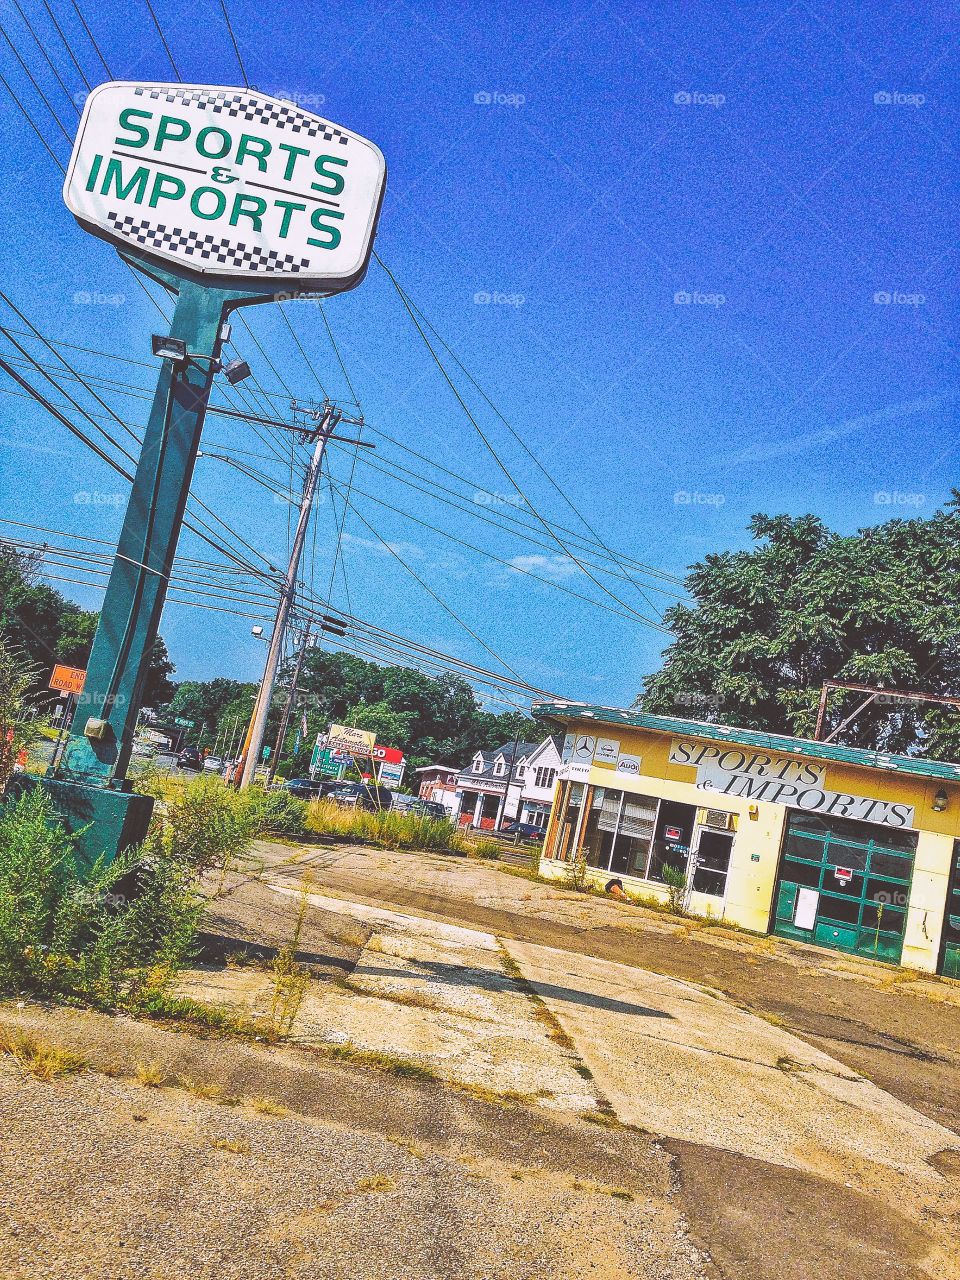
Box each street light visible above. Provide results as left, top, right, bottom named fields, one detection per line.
left=151, top=334, right=187, bottom=363
left=222, top=357, right=251, bottom=385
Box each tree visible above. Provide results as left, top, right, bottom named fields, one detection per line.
left=0, top=543, right=175, bottom=703
left=638, top=499, right=960, bottom=758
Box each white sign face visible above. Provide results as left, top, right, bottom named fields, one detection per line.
left=670, top=739, right=914, bottom=829
left=794, top=887, right=819, bottom=931
left=616, top=753, right=642, bottom=777
left=593, top=737, right=620, bottom=767
left=64, top=82, right=386, bottom=292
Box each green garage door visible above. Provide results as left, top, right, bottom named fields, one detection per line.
left=939, top=840, right=960, bottom=979
left=773, top=810, right=917, bottom=964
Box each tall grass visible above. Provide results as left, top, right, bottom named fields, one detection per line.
left=304, top=798, right=478, bottom=853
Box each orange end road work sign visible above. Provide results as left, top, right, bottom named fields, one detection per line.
left=49, top=664, right=87, bottom=695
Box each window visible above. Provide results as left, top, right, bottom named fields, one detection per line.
left=581, top=788, right=697, bottom=883
left=493, top=758, right=506, bottom=776
left=473, top=755, right=483, bottom=773
left=534, top=766, right=557, bottom=790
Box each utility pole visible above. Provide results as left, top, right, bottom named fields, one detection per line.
left=240, top=402, right=364, bottom=788
left=268, top=622, right=312, bottom=783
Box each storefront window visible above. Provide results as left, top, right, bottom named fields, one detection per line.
left=582, top=787, right=695, bottom=882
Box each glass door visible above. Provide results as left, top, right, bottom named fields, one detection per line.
left=938, top=840, right=960, bottom=979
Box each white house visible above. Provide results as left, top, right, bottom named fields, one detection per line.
left=516, top=734, right=562, bottom=827
left=454, top=740, right=539, bottom=829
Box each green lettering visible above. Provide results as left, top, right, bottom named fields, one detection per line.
left=149, top=172, right=186, bottom=207
left=196, top=126, right=232, bottom=159
left=154, top=115, right=191, bottom=151
left=278, top=142, right=309, bottom=180
left=115, top=107, right=151, bottom=149
left=100, top=157, right=149, bottom=203
left=311, top=154, right=347, bottom=195
left=84, top=153, right=103, bottom=191
left=236, top=134, right=271, bottom=171
left=230, top=193, right=267, bottom=230
left=274, top=199, right=306, bottom=237
left=307, top=207, right=344, bottom=249
left=190, top=185, right=227, bottom=220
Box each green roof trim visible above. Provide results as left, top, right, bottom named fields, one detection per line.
left=532, top=701, right=960, bottom=783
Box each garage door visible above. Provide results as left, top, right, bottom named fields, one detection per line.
left=773, top=810, right=917, bottom=964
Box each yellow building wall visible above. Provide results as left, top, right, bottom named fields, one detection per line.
left=541, top=722, right=959, bottom=967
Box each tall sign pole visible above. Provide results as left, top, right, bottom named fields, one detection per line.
left=16, top=81, right=385, bottom=866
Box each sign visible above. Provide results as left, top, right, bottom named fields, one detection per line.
left=64, top=82, right=386, bottom=295
left=49, top=664, right=86, bottom=695
left=616, top=753, right=642, bottom=776
left=794, top=887, right=819, bottom=931
left=372, top=744, right=404, bottom=765
left=173, top=717, right=194, bottom=728
left=592, top=737, right=620, bottom=767
left=664, top=825, right=682, bottom=841
left=327, top=722, right=376, bottom=755
left=834, top=866, right=854, bottom=884
left=378, top=760, right=404, bottom=786
left=142, top=728, right=171, bottom=746
left=670, top=739, right=914, bottom=830
left=311, top=746, right=342, bottom=778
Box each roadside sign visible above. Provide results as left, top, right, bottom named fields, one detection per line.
left=311, top=747, right=342, bottom=778
left=173, top=717, right=194, bottom=728
left=49, top=664, right=86, bottom=694
left=64, top=82, right=386, bottom=297
left=834, top=866, right=854, bottom=884
left=378, top=760, right=404, bottom=786
left=372, top=744, right=404, bottom=764
left=327, top=722, right=376, bottom=755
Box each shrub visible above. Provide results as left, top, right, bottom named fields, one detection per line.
left=661, top=863, right=688, bottom=915
left=0, top=787, right=201, bottom=1008
left=303, top=799, right=462, bottom=851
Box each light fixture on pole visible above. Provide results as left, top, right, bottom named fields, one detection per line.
left=223, top=357, right=251, bottom=385
left=151, top=334, right=187, bottom=364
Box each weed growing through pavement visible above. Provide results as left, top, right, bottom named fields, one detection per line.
left=268, top=874, right=312, bottom=1036
left=211, top=1137, right=250, bottom=1155
left=248, top=1095, right=290, bottom=1117
left=0, top=1025, right=86, bottom=1081
left=356, top=1175, right=395, bottom=1192
left=134, top=1060, right=168, bottom=1087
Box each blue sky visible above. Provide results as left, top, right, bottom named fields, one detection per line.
left=0, top=0, right=955, bottom=709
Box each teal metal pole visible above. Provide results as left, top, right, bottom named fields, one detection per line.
left=57, top=277, right=236, bottom=784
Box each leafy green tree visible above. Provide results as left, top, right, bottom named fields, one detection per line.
left=639, top=500, right=960, bottom=758
left=0, top=544, right=174, bottom=704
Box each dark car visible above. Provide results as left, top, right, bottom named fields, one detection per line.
left=283, top=777, right=338, bottom=800
left=391, top=795, right=450, bottom=821
left=328, top=782, right=393, bottom=812
left=499, top=821, right=547, bottom=841
left=177, top=747, right=201, bottom=771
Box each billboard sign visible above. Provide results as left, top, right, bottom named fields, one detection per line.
left=64, top=82, right=386, bottom=295
left=327, top=722, right=376, bottom=755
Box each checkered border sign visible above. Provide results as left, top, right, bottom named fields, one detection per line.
left=107, top=212, right=311, bottom=273
left=133, top=86, right=350, bottom=145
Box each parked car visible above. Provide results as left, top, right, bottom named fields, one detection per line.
left=499, top=821, right=547, bottom=841
left=177, top=747, right=201, bottom=771
left=391, top=795, right=449, bottom=821
left=328, top=782, right=393, bottom=812
left=202, top=755, right=226, bottom=773
left=283, top=777, right=338, bottom=800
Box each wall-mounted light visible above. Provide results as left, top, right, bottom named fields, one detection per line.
left=747, top=804, right=759, bottom=820
left=932, top=788, right=948, bottom=812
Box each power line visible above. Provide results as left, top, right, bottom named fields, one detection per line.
left=143, top=0, right=182, bottom=77
left=375, top=252, right=670, bottom=631
left=218, top=0, right=249, bottom=88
